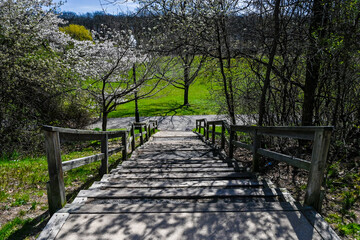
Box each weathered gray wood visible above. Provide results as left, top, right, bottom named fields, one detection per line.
left=257, top=148, right=311, bottom=170
left=129, top=157, right=223, bottom=162
left=121, top=162, right=232, bottom=168
left=36, top=213, right=69, bottom=240
left=100, top=134, right=108, bottom=175
left=122, top=132, right=128, bottom=162
left=113, top=167, right=237, bottom=173
left=139, top=125, right=144, bottom=145
left=91, top=179, right=264, bottom=189
left=62, top=153, right=105, bottom=172
left=44, top=130, right=66, bottom=215
left=107, top=172, right=254, bottom=180
left=207, top=120, right=225, bottom=125
left=78, top=187, right=281, bottom=199
left=206, top=122, right=210, bottom=141
left=301, top=208, right=341, bottom=240
left=59, top=202, right=310, bottom=214
left=229, top=128, right=235, bottom=159
left=304, top=129, right=332, bottom=212
left=212, top=122, right=216, bottom=144
left=232, top=140, right=252, bottom=151
left=221, top=123, right=225, bottom=149
left=252, top=129, right=261, bottom=172
left=137, top=147, right=212, bottom=152
left=131, top=124, right=135, bottom=152
left=257, top=128, right=314, bottom=141
left=108, top=146, right=124, bottom=156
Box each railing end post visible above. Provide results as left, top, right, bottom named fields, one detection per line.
left=44, top=130, right=66, bottom=215
left=304, top=129, right=331, bottom=212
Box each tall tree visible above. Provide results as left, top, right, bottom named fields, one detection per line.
left=138, top=0, right=206, bottom=106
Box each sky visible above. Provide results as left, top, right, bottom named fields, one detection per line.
left=55, top=0, right=139, bottom=15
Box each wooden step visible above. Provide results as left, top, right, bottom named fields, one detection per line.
left=111, top=167, right=239, bottom=174
left=135, top=152, right=218, bottom=159
left=104, top=172, right=254, bottom=180
left=78, top=188, right=283, bottom=199
left=59, top=202, right=309, bottom=214
left=127, top=158, right=224, bottom=163
left=137, top=147, right=213, bottom=152
left=91, top=179, right=264, bottom=189
left=121, top=162, right=233, bottom=168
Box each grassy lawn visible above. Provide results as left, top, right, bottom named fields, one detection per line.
left=0, top=141, right=124, bottom=239
left=109, top=71, right=218, bottom=118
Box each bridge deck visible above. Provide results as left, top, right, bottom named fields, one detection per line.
left=38, top=131, right=339, bottom=240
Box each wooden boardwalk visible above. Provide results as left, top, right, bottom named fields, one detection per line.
left=38, top=131, right=339, bottom=240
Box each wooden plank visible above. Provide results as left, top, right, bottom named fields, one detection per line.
left=122, top=160, right=227, bottom=165
left=257, top=148, right=311, bottom=170
left=62, top=153, right=105, bottom=172
left=108, top=146, right=124, bottom=156
left=106, top=172, right=254, bottom=180
left=78, top=187, right=281, bottom=199
left=37, top=213, right=69, bottom=240
left=127, top=158, right=224, bottom=163
left=257, top=128, right=314, bottom=141
left=44, top=130, right=66, bottom=215
left=100, top=134, right=108, bottom=175
left=301, top=208, right=341, bottom=240
left=305, top=129, right=332, bottom=211
left=54, top=211, right=323, bottom=239
left=232, top=140, right=252, bottom=151
left=231, top=125, right=256, bottom=133
left=91, top=179, right=265, bottom=189
left=137, top=147, right=213, bottom=152
left=121, top=162, right=232, bottom=168
left=59, top=132, right=104, bottom=141
left=112, top=167, right=237, bottom=173
left=58, top=202, right=310, bottom=214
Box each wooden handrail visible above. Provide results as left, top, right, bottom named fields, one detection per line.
left=43, top=120, right=156, bottom=215
left=194, top=118, right=333, bottom=212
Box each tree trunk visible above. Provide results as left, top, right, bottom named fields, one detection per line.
left=301, top=0, right=326, bottom=126
left=258, top=0, right=281, bottom=126
left=184, top=85, right=189, bottom=106
left=102, top=111, right=108, bottom=131
left=183, top=55, right=190, bottom=106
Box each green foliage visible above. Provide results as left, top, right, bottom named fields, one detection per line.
left=59, top=24, right=93, bottom=41
left=0, top=217, right=32, bottom=240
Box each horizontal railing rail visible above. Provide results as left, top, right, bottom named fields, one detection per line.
left=195, top=118, right=332, bottom=212
left=43, top=119, right=158, bottom=215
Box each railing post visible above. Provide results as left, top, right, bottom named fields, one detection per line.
left=100, top=133, right=108, bottom=175
left=122, top=132, right=128, bottom=162
left=139, top=124, right=144, bottom=145
left=304, top=129, right=332, bottom=212
left=229, top=126, right=234, bottom=159
left=148, top=123, right=152, bottom=138
left=44, top=130, right=66, bottom=215
left=221, top=122, right=225, bottom=150
left=252, top=129, right=261, bottom=172
left=206, top=122, right=210, bottom=141
left=203, top=119, right=207, bottom=137
left=212, top=122, right=216, bottom=144
left=131, top=124, right=135, bottom=152
left=146, top=124, right=150, bottom=141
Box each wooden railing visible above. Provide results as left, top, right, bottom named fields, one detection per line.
left=43, top=120, right=158, bottom=215
left=195, top=119, right=332, bottom=212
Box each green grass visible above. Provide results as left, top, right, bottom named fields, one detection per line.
left=0, top=142, right=124, bottom=239
left=109, top=75, right=217, bottom=118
